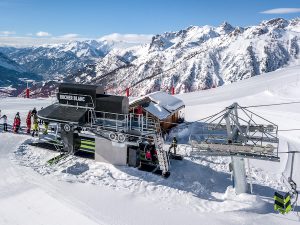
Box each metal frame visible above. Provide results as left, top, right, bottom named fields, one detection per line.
left=189, top=103, right=279, bottom=161
left=50, top=93, right=157, bottom=137
left=37, top=91, right=172, bottom=176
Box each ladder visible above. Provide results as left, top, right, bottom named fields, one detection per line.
left=152, top=121, right=170, bottom=177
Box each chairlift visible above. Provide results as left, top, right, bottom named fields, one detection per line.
left=274, top=151, right=299, bottom=214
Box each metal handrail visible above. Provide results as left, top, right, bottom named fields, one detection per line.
left=90, top=110, right=157, bottom=134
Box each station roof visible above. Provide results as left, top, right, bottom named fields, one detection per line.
left=38, top=104, right=87, bottom=124
left=147, top=91, right=185, bottom=112
left=143, top=102, right=170, bottom=120
left=129, top=91, right=185, bottom=120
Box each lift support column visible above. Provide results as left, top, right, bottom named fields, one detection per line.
left=60, top=123, right=75, bottom=154
left=231, top=156, right=248, bottom=194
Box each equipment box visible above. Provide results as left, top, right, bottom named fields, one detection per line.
left=127, top=147, right=140, bottom=167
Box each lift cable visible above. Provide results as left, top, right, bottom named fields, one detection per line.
left=278, top=129, right=300, bottom=132
left=242, top=101, right=300, bottom=109
left=277, top=151, right=300, bottom=154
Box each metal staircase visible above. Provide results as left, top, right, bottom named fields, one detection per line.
left=152, top=121, right=170, bottom=177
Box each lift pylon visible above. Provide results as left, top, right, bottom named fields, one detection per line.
left=189, top=103, right=280, bottom=194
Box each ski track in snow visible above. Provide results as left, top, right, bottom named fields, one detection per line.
left=1, top=66, right=300, bottom=224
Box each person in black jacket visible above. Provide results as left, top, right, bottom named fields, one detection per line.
left=168, top=137, right=178, bottom=154
left=32, top=107, right=37, bottom=115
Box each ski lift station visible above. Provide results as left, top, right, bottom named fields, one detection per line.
left=38, top=83, right=186, bottom=177
left=37, top=83, right=283, bottom=195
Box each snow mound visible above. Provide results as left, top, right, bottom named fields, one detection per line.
left=12, top=140, right=285, bottom=215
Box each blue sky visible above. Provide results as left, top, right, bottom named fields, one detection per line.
left=0, top=0, right=299, bottom=46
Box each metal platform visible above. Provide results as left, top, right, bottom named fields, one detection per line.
left=189, top=103, right=280, bottom=161
left=190, top=141, right=279, bottom=161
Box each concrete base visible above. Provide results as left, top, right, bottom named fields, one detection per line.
left=95, top=137, right=127, bottom=166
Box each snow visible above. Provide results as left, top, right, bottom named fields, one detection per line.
left=0, top=52, right=25, bottom=73
left=0, top=65, right=300, bottom=224
left=64, top=18, right=300, bottom=97
left=143, top=101, right=170, bottom=120
left=147, top=91, right=185, bottom=112
left=129, top=91, right=184, bottom=119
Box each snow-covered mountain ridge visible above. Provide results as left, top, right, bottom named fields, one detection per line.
left=0, top=18, right=300, bottom=97
left=0, top=52, right=42, bottom=93
left=0, top=40, right=116, bottom=80
left=66, top=18, right=300, bottom=96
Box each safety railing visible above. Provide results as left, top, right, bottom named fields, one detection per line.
left=51, top=92, right=157, bottom=135
left=89, top=110, right=157, bottom=135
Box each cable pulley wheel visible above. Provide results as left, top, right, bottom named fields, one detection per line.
left=118, top=133, right=126, bottom=143
left=109, top=132, right=117, bottom=141
left=64, top=124, right=71, bottom=132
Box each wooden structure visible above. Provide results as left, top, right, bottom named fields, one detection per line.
left=129, top=91, right=185, bottom=131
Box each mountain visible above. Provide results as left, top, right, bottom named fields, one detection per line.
left=1, top=18, right=300, bottom=97
left=0, top=40, right=116, bottom=80
left=65, top=18, right=300, bottom=96
left=0, top=39, right=143, bottom=96
left=0, top=52, right=42, bottom=96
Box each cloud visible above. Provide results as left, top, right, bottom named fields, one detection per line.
left=0, top=31, right=16, bottom=36
left=58, top=33, right=80, bottom=39
left=0, top=32, right=153, bottom=47
left=261, top=8, right=300, bottom=14
left=36, top=31, right=51, bottom=37
left=0, top=36, right=87, bottom=47
left=99, top=33, right=153, bottom=44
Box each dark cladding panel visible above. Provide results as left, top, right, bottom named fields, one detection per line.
left=57, top=93, right=94, bottom=107
left=96, top=95, right=129, bottom=114
left=38, top=104, right=87, bottom=124
left=58, top=83, right=104, bottom=106
left=128, top=147, right=140, bottom=167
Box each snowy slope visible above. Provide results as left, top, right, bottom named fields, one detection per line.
left=177, top=65, right=300, bottom=188
left=0, top=65, right=300, bottom=224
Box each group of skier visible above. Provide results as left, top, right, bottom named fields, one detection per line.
left=25, top=107, right=39, bottom=136
left=0, top=107, right=49, bottom=137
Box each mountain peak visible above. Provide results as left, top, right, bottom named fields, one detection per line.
left=261, top=18, right=289, bottom=29
left=217, top=21, right=234, bottom=34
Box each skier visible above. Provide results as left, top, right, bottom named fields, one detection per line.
left=168, top=137, right=178, bottom=154
left=31, top=113, right=39, bottom=137
left=145, top=150, right=152, bottom=161
left=32, top=107, right=37, bottom=116
left=0, top=114, right=8, bottom=132
left=13, top=112, right=21, bottom=133
left=43, top=121, right=49, bottom=135
left=26, top=110, right=32, bottom=134
left=150, top=145, right=158, bottom=163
